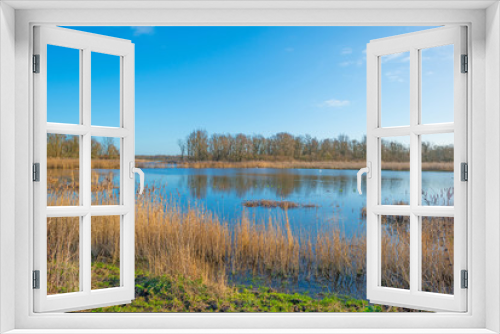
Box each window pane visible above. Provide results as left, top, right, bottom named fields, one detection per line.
left=47, top=134, right=79, bottom=206
left=421, top=216, right=454, bottom=294
left=91, top=52, right=120, bottom=127
left=91, top=136, right=120, bottom=205
left=421, top=133, right=454, bottom=206
left=47, top=45, right=80, bottom=124
left=381, top=215, right=410, bottom=290
left=47, top=217, right=80, bottom=294
left=380, top=51, right=410, bottom=127
left=421, top=45, right=454, bottom=124
left=381, top=136, right=410, bottom=205
left=91, top=216, right=120, bottom=290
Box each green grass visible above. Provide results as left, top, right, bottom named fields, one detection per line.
left=79, top=263, right=395, bottom=313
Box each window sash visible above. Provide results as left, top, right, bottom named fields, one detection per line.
left=366, top=26, right=468, bottom=312
left=33, top=26, right=136, bottom=313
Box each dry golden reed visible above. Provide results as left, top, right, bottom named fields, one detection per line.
left=48, top=157, right=453, bottom=172
left=47, top=158, right=120, bottom=170
left=51, top=158, right=365, bottom=170
left=46, top=172, right=454, bottom=296
left=175, top=160, right=452, bottom=171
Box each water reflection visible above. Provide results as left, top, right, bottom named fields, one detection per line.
left=185, top=169, right=354, bottom=200
left=142, top=168, right=454, bottom=241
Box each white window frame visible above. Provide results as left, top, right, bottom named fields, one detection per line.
left=0, top=1, right=499, bottom=333
left=365, top=26, right=467, bottom=312
left=33, top=26, right=136, bottom=313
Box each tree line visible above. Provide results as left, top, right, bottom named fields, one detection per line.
left=179, top=129, right=453, bottom=163
left=46, top=131, right=454, bottom=163
left=47, top=134, right=119, bottom=159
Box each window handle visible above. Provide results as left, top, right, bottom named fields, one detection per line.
left=129, top=162, right=145, bottom=195
left=357, top=162, right=371, bottom=195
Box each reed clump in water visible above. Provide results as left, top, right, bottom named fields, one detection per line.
left=242, top=200, right=318, bottom=209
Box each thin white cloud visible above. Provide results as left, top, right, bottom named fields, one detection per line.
left=339, top=59, right=364, bottom=67
left=339, top=60, right=355, bottom=67
left=421, top=45, right=454, bottom=61
left=320, top=99, right=351, bottom=108
left=381, top=52, right=408, bottom=63
left=338, top=49, right=366, bottom=67
left=385, top=70, right=405, bottom=83
left=131, top=26, right=155, bottom=36
left=284, top=47, right=294, bottom=52
left=341, top=47, right=353, bottom=55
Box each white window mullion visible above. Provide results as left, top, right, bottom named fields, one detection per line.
left=90, top=126, right=130, bottom=138
left=412, top=206, right=455, bottom=217
left=453, top=26, right=468, bottom=305
left=82, top=214, right=91, bottom=295
left=33, top=26, right=48, bottom=307
left=82, top=48, right=91, bottom=208
left=45, top=123, right=130, bottom=138
left=47, top=123, right=88, bottom=135
left=121, top=48, right=136, bottom=297
left=409, top=47, right=420, bottom=295
left=372, top=205, right=411, bottom=215
left=82, top=47, right=92, bottom=295
left=373, top=124, right=455, bottom=138
left=372, top=126, right=411, bottom=138
left=78, top=49, right=84, bottom=295
left=366, top=48, right=380, bottom=298
left=413, top=123, right=454, bottom=135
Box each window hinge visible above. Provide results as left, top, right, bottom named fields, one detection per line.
left=33, top=163, right=40, bottom=182
left=33, top=270, right=40, bottom=289
left=33, top=54, right=40, bottom=73
left=461, top=270, right=468, bottom=289
left=461, top=162, right=468, bottom=181
left=461, top=54, right=468, bottom=73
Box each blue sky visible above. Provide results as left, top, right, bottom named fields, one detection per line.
left=47, top=26, right=454, bottom=155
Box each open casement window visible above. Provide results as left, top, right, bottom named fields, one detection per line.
left=33, top=26, right=139, bottom=312
left=364, top=26, right=467, bottom=312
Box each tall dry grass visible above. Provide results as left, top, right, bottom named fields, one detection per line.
left=47, top=216, right=80, bottom=294
left=49, top=157, right=453, bottom=172
left=175, top=160, right=453, bottom=171
left=46, top=173, right=454, bottom=298
left=381, top=216, right=411, bottom=290
left=47, top=158, right=120, bottom=170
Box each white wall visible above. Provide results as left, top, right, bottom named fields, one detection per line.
left=486, top=2, right=500, bottom=333
left=3, top=4, right=496, bottom=332
left=0, top=2, right=16, bottom=333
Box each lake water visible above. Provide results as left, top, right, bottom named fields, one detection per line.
left=135, top=168, right=453, bottom=235
left=92, top=167, right=454, bottom=299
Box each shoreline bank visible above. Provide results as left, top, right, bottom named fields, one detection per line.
left=47, top=157, right=454, bottom=172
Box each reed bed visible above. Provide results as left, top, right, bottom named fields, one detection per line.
left=47, top=158, right=120, bottom=170
left=176, top=160, right=368, bottom=170
left=46, top=173, right=454, bottom=301
left=48, top=157, right=453, bottom=172
left=175, top=160, right=452, bottom=171
left=46, top=217, right=80, bottom=294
